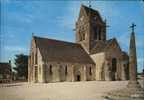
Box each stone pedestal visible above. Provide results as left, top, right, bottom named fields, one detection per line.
left=127, top=81, right=141, bottom=89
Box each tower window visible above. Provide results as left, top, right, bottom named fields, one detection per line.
left=82, top=33, right=85, bottom=40
left=79, top=27, right=85, bottom=41
left=79, top=30, right=82, bottom=41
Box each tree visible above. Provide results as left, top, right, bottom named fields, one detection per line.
left=13, top=54, right=28, bottom=80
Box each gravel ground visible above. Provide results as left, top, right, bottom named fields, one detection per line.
left=0, top=80, right=143, bottom=100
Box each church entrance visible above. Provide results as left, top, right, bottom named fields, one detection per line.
left=76, top=75, right=81, bottom=81
left=75, top=70, right=81, bottom=81
left=112, top=58, right=117, bottom=81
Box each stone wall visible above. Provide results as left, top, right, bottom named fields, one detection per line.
left=90, top=52, right=105, bottom=80
left=90, top=45, right=129, bottom=81
left=28, top=39, right=44, bottom=83
left=105, top=43, right=125, bottom=81
left=40, top=62, right=95, bottom=83
left=105, top=51, right=121, bottom=80
left=37, top=48, right=44, bottom=83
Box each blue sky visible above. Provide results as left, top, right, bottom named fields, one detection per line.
left=0, top=0, right=144, bottom=72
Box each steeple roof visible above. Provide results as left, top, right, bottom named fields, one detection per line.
left=80, top=4, right=104, bottom=23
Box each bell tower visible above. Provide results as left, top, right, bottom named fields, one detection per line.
left=75, top=4, right=106, bottom=53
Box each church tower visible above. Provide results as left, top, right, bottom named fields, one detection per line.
left=75, top=5, right=106, bottom=53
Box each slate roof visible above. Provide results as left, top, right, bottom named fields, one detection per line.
left=33, top=36, right=95, bottom=64
left=91, top=38, right=120, bottom=54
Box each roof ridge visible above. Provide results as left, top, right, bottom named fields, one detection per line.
left=81, top=4, right=104, bottom=23
left=81, top=4, right=98, bottom=13
left=33, top=35, right=77, bottom=45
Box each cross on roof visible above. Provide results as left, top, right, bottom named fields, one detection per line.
left=130, top=23, right=136, bottom=32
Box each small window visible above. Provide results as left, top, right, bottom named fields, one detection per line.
left=94, top=27, right=97, bottom=40
left=49, top=65, right=52, bottom=75
left=65, top=65, right=67, bottom=75
left=35, top=53, right=37, bottom=64
left=112, top=58, right=117, bottom=72
left=89, top=67, right=92, bottom=75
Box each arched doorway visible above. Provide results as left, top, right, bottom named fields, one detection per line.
left=112, top=58, right=117, bottom=80
left=76, top=75, right=81, bottom=81
left=75, top=71, right=81, bottom=81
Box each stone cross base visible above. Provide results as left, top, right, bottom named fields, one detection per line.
left=127, top=81, right=142, bottom=89
left=103, top=81, right=144, bottom=100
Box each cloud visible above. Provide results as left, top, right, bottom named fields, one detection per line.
left=4, top=45, right=28, bottom=53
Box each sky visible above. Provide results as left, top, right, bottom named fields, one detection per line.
left=0, top=0, right=144, bottom=72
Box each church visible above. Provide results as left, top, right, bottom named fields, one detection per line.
left=28, top=5, right=129, bottom=83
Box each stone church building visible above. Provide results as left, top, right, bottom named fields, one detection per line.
left=28, top=5, right=129, bottom=83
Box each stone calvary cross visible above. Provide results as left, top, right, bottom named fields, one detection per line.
left=130, top=23, right=136, bottom=32
left=104, top=23, right=144, bottom=100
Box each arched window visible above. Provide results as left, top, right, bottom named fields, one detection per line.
left=79, top=29, right=85, bottom=41
left=98, top=28, right=101, bottom=40
left=49, top=65, right=52, bottom=75
left=65, top=65, right=67, bottom=75
left=112, top=58, right=117, bottom=72
left=35, top=52, right=37, bottom=64
left=94, top=27, right=97, bottom=40
left=89, top=67, right=92, bottom=75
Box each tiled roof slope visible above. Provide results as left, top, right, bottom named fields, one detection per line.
left=33, top=36, right=95, bottom=64
left=91, top=38, right=121, bottom=54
